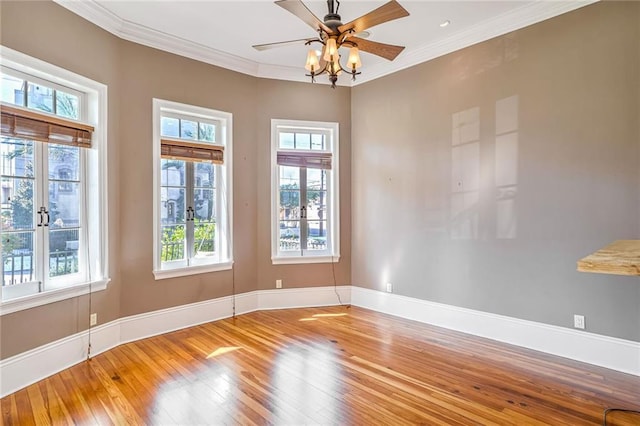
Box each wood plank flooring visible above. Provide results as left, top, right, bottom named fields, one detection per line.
left=1, top=306, right=639, bottom=425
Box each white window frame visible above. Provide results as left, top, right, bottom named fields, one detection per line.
left=152, top=99, right=233, bottom=279
left=0, top=46, right=110, bottom=316
left=271, top=119, right=340, bottom=264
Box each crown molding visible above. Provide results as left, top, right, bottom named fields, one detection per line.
left=54, top=0, right=259, bottom=76
left=55, top=0, right=122, bottom=33
left=54, top=0, right=597, bottom=86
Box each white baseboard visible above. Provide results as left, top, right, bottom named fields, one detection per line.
left=257, top=285, right=351, bottom=311
left=0, top=285, right=349, bottom=397
left=119, top=294, right=247, bottom=345
left=0, top=320, right=121, bottom=399
left=2, top=284, right=637, bottom=398
left=350, top=286, right=640, bottom=376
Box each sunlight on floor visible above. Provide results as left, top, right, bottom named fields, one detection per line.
left=206, top=346, right=242, bottom=359
left=300, top=312, right=349, bottom=321
left=313, top=313, right=348, bottom=318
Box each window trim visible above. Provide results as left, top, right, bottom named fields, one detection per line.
left=0, top=279, right=109, bottom=316
left=0, top=46, right=109, bottom=315
left=270, top=119, right=340, bottom=264
left=152, top=99, right=233, bottom=280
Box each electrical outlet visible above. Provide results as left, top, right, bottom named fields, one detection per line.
left=573, top=314, right=585, bottom=330
left=276, top=279, right=282, bottom=289
left=386, top=282, right=393, bottom=293
left=90, top=313, right=97, bottom=326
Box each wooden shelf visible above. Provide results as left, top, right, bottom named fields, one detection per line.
left=577, top=240, right=640, bottom=276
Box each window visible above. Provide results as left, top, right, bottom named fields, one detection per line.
left=0, top=47, right=108, bottom=313
left=153, top=99, right=232, bottom=279
left=271, top=119, right=339, bottom=264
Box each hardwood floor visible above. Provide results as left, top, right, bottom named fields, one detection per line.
left=2, top=306, right=639, bottom=425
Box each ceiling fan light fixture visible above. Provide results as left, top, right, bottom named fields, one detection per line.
left=347, top=46, right=362, bottom=69
left=255, top=0, right=409, bottom=88
left=305, top=49, right=320, bottom=71
left=323, top=38, right=338, bottom=61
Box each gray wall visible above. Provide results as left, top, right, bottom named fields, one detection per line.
left=351, top=1, right=640, bottom=341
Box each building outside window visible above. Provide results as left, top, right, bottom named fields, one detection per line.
left=152, top=99, right=232, bottom=279
left=271, top=119, right=339, bottom=264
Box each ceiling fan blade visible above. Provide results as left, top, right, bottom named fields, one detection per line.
left=253, top=37, right=319, bottom=51
left=338, top=0, right=409, bottom=34
left=276, top=0, right=334, bottom=34
left=349, top=37, right=405, bottom=61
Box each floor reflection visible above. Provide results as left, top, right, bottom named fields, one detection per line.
left=151, top=368, right=237, bottom=424
left=148, top=312, right=349, bottom=424
left=271, top=340, right=346, bottom=423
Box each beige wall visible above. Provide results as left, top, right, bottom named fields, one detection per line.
left=116, top=41, right=260, bottom=317
left=0, top=0, right=351, bottom=358
left=351, top=1, right=640, bottom=341
left=255, top=79, right=351, bottom=291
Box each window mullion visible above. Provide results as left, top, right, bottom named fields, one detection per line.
left=186, top=162, right=195, bottom=264
left=22, top=79, right=28, bottom=107
left=36, top=143, right=47, bottom=290
left=300, top=166, right=308, bottom=253
left=325, top=171, right=332, bottom=253
left=78, top=148, right=87, bottom=281
left=215, top=163, right=223, bottom=260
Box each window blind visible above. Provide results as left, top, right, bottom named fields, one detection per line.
left=161, top=138, right=224, bottom=164
left=277, top=150, right=332, bottom=170
left=0, top=103, right=93, bottom=148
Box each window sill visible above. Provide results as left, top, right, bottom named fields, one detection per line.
left=271, top=255, right=340, bottom=265
left=0, top=279, right=110, bottom=316
left=153, top=261, right=233, bottom=280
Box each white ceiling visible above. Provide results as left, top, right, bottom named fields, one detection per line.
left=55, top=0, right=597, bottom=86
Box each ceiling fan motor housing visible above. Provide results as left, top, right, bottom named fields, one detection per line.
left=323, top=13, right=343, bottom=32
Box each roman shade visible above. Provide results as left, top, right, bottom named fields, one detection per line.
left=0, top=103, right=93, bottom=148
left=276, top=150, right=332, bottom=170
left=161, top=138, right=224, bottom=164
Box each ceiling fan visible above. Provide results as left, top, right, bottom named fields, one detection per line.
left=252, top=0, right=410, bottom=88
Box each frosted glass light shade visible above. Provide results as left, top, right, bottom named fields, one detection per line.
left=305, top=49, right=320, bottom=71
left=323, top=38, right=338, bottom=61
left=348, top=47, right=362, bottom=69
